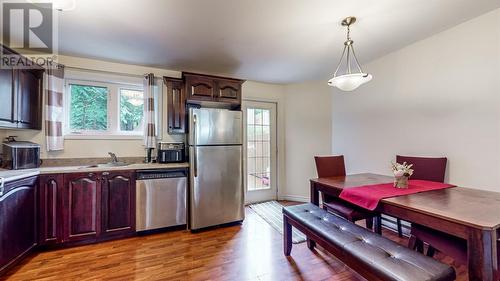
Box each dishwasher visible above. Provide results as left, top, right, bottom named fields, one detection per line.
left=136, top=169, right=187, bottom=232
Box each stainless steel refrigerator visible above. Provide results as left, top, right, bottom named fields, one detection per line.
left=188, top=107, right=244, bottom=230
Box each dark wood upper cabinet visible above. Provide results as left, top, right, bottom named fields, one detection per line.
left=62, top=173, right=101, bottom=243
left=0, top=45, right=44, bottom=130
left=0, top=68, right=16, bottom=126
left=185, top=74, right=214, bottom=101
left=38, top=174, right=63, bottom=245
left=183, top=72, right=244, bottom=108
left=101, top=171, right=135, bottom=238
left=0, top=176, right=37, bottom=274
left=16, top=69, right=43, bottom=130
left=215, top=79, right=242, bottom=104
left=165, top=77, right=186, bottom=134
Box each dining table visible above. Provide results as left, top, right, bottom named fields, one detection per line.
left=310, top=173, right=500, bottom=281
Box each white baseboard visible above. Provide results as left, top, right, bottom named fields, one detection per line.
left=278, top=195, right=309, bottom=202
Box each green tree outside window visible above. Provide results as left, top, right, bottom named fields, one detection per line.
left=120, top=89, right=144, bottom=131
left=69, top=84, right=108, bottom=131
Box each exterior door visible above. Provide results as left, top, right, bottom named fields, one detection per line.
left=243, top=100, right=278, bottom=204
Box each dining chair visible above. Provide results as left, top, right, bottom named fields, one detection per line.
left=408, top=224, right=500, bottom=277
left=314, top=155, right=382, bottom=234
left=395, top=155, right=448, bottom=238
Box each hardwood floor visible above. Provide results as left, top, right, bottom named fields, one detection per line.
left=3, top=205, right=467, bottom=281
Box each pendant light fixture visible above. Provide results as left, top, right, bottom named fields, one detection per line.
left=328, top=17, right=372, bottom=91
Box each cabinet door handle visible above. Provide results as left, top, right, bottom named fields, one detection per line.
left=193, top=114, right=198, bottom=178
left=102, top=172, right=110, bottom=176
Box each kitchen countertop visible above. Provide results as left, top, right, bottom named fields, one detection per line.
left=0, top=162, right=190, bottom=184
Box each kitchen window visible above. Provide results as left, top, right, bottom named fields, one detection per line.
left=119, top=88, right=144, bottom=132
left=65, top=79, right=145, bottom=138
left=69, top=83, right=110, bottom=131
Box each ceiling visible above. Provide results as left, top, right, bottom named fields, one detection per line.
left=57, top=0, right=500, bottom=83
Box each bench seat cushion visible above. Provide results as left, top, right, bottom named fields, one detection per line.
left=283, top=203, right=456, bottom=281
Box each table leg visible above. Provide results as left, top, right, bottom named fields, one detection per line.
left=310, top=181, right=319, bottom=206
left=283, top=215, right=292, bottom=256
left=467, top=228, right=497, bottom=281
left=308, top=181, right=319, bottom=250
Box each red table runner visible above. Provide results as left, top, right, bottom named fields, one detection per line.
left=339, top=180, right=455, bottom=210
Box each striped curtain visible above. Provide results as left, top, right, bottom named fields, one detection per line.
left=45, top=64, right=65, bottom=151
left=143, top=73, right=156, bottom=148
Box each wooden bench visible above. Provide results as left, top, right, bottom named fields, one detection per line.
left=283, top=203, right=456, bottom=281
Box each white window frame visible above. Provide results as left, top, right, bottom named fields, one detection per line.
left=64, top=79, right=145, bottom=140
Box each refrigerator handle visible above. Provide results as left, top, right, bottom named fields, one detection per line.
left=193, top=114, right=198, bottom=177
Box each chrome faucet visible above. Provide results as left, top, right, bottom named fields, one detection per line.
left=108, top=152, right=119, bottom=163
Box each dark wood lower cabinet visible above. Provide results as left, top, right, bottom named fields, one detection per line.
left=62, top=172, right=101, bottom=242
left=0, top=171, right=137, bottom=276
left=38, top=174, right=63, bottom=245
left=0, top=176, right=37, bottom=273
left=38, top=170, right=136, bottom=245
left=101, top=171, right=135, bottom=238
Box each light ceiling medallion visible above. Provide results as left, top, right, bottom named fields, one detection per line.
left=328, top=17, right=372, bottom=91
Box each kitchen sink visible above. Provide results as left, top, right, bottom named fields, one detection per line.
left=79, top=152, right=130, bottom=169
left=81, top=162, right=130, bottom=169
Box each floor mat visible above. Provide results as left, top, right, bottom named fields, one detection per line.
left=249, top=201, right=306, bottom=244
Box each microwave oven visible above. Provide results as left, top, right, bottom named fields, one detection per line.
left=2, top=141, right=41, bottom=170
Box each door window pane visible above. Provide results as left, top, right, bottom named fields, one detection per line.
left=247, top=108, right=272, bottom=191
left=119, top=89, right=144, bottom=132
left=69, top=84, right=108, bottom=131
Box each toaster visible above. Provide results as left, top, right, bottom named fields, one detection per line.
left=157, top=142, right=185, bottom=163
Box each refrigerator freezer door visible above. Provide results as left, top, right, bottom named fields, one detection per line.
left=189, top=145, right=244, bottom=230
left=189, top=108, right=242, bottom=146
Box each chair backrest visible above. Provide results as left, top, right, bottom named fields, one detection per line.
left=396, top=155, right=447, bottom=183
left=314, top=155, right=346, bottom=178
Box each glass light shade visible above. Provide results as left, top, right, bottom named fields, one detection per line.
left=328, top=73, right=372, bottom=91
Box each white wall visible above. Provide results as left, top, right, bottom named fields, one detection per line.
left=282, top=81, right=333, bottom=200
left=332, top=9, right=500, bottom=191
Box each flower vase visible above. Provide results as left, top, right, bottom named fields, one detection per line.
left=394, top=176, right=409, bottom=189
